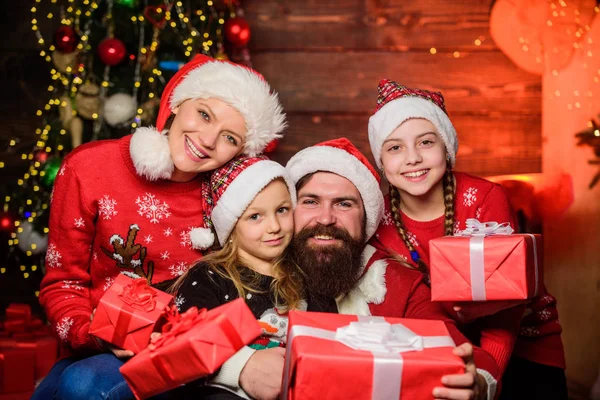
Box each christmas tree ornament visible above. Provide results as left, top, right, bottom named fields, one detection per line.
left=115, top=0, right=136, bottom=8
left=75, top=82, right=101, bottom=120
left=54, top=26, right=79, bottom=53
left=41, top=157, right=63, bottom=187
left=104, top=93, right=137, bottom=126
left=16, top=221, right=48, bottom=256
left=51, top=50, right=77, bottom=73
left=224, top=16, right=251, bottom=47
left=98, top=38, right=127, bottom=66
left=0, top=212, right=15, bottom=232
left=58, top=95, right=84, bottom=148
left=144, top=6, right=168, bottom=30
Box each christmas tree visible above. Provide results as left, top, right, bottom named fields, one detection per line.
left=0, top=0, right=252, bottom=303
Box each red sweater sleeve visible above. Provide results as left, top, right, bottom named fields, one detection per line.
left=39, top=158, right=101, bottom=353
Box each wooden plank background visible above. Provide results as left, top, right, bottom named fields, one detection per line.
left=245, top=0, right=542, bottom=177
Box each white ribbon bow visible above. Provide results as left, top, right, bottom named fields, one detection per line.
left=456, top=218, right=514, bottom=237
left=335, top=321, right=453, bottom=354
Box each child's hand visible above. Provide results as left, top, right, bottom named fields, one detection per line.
left=433, top=343, right=488, bottom=400
left=240, top=347, right=285, bottom=400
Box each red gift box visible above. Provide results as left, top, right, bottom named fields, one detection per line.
left=0, top=347, right=35, bottom=394
left=4, top=305, right=31, bottom=324
left=7, top=334, right=57, bottom=379
left=430, top=230, right=542, bottom=302
left=282, top=311, right=464, bottom=400
left=89, top=275, right=173, bottom=354
left=120, top=298, right=261, bottom=400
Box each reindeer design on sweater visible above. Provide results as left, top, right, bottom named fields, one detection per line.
left=101, top=224, right=155, bottom=283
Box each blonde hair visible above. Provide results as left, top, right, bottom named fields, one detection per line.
left=388, top=159, right=455, bottom=281
left=170, top=178, right=305, bottom=311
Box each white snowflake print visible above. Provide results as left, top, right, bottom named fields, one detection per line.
left=143, top=235, right=153, bottom=244
left=164, top=228, right=173, bottom=237
left=169, top=261, right=189, bottom=277
left=520, top=326, right=540, bottom=337
left=93, top=252, right=98, bottom=261
left=174, top=294, right=186, bottom=311
left=61, top=280, right=84, bottom=291
left=56, top=317, right=74, bottom=341
left=98, top=195, right=118, bottom=220
left=224, top=294, right=229, bottom=300
left=74, top=218, right=85, bottom=228
left=463, top=187, right=478, bottom=207
left=453, top=220, right=461, bottom=235
left=246, top=293, right=253, bottom=300
left=103, top=276, right=115, bottom=292
left=538, top=309, right=552, bottom=321
left=180, top=227, right=200, bottom=248
left=406, top=231, right=420, bottom=248
left=160, top=251, right=170, bottom=260
left=381, top=211, right=394, bottom=226
left=475, top=207, right=482, bottom=220
left=59, top=165, right=66, bottom=176
left=45, top=243, right=63, bottom=268
left=136, top=193, right=171, bottom=224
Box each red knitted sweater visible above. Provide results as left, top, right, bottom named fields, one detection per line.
left=39, top=135, right=207, bottom=353
left=369, top=172, right=565, bottom=373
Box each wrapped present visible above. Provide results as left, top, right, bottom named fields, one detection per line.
left=89, top=275, right=173, bottom=354
left=430, top=219, right=542, bottom=301
left=0, top=347, right=35, bottom=394
left=7, top=334, right=57, bottom=379
left=4, top=305, right=31, bottom=324
left=282, top=311, right=463, bottom=400
left=120, top=298, right=261, bottom=400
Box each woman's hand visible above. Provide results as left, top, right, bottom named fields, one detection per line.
left=433, top=343, right=488, bottom=400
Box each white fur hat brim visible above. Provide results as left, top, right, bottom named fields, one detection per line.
left=170, top=61, right=287, bottom=156
left=285, top=146, right=384, bottom=242
left=368, top=96, right=458, bottom=169
left=211, top=160, right=297, bottom=246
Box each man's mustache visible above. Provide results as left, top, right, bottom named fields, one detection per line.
left=294, top=224, right=353, bottom=243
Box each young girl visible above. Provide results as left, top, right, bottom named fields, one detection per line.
left=33, top=55, right=287, bottom=400
left=367, top=79, right=567, bottom=399
left=172, top=156, right=336, bottom=400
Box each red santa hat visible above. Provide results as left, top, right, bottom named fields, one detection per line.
left=368, top=79, right=458, bottom=170
left=130, top=54, right=287, bottom=181
left=190, top=156, right=296, bottom=249
left=285, top=138, right=384, bottom=241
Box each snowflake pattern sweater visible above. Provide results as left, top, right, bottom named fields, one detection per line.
left=369, top=172, right=565, bottom=372
left=39, top=135, right=208, bottom=352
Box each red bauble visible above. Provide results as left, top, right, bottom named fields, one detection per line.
left=224, top=17, right=251, bottom=47
left=98, top=38, right=127, bottom=66
left=54, top=26, right=78, bottom=53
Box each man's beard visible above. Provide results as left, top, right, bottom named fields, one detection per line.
left=291, top=224, right=365, bottom=298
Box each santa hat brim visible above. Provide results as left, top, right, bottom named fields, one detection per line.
left=286, top=146, right=384, bottom=241
left=170, top=61, right=287, bottom=157
left=211, top=160, right=297, bottom=246
left=368, top=96, right=458, bottom=169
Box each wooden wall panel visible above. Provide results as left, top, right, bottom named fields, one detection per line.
left=270, top=114, right=541, bottom=176
left=246, top=0, right=496, bottom=51
left=252, top=51, right=541, bottom=115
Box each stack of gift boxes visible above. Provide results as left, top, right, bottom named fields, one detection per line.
left=0, top=303, right=58, bottom=399
left=88, top=219, right=542, bottom=399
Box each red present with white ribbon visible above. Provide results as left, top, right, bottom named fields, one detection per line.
left=282, top=311, right=463, bottom=400
left=89, top=275, right=173, bottom=354
left=430, top=219, right=542, bottom=301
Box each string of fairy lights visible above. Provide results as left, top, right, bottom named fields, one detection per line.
left=0, top=0, right=244, bottom=291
